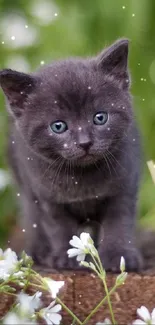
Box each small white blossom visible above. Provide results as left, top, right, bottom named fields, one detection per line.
left=120, top=256, right=125, bottom=272
left=96, top=319, right=111, bottom=325
left=3, top=312, right=32, bottom=324
left=133, top=306, right=155, bottom=325
left=13, top=271, right=24, bottom=278
left=43, top=278, right=64, bottom=298
left=41, top=300, right=62, bottom=325
left=67, top=232, right=94, bottom=262
left=0, top=248, right=18, bottom=279
left=17, top=291, right=42, bottom=315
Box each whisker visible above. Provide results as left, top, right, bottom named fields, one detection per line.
left=102, top=153, right=112, bottom=177
left=104, top=151, right=119, bottom=177
left=51, top=159, right=64, bottom=188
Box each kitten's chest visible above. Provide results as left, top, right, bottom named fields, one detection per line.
left=37, top=169, right=120, bottom=203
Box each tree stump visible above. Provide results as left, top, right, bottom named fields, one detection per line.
left=1, top=271, right=155, bottom=324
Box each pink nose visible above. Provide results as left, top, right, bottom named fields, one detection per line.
left=78, top=140, right=92, bottom=151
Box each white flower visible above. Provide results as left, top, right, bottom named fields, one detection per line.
left=120, top=256, right=125, bottom=272
left=0, top=268, right=10, bottom=280
left=43, top=278, right=64, bottom=298
left=133, top=306, right=155, bottom=324
left=67, top=232, right=93, bottom=262
left=41, top=300, right=62, bottom=325
left=17, top=291, right=42, bottom=315
left=96, top=319, right=111, bottom=325
left=3, top=312, right=33, bottom=324
left=13, top=271, right=24, bottom=278
left=0, top=248, right=18, bottom=279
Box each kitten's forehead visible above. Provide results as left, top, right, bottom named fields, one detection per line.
left=36, top=59, right=95, bottom=93
left=31, top=57, right=130, bottom=116
left=34, top=59, right=121, bottom=106
left=32, top=59, right=102, bottom=110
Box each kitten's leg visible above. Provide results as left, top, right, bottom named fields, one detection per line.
left=98, top=194, right=143, bottom=272
left=17, top=192, right=42, bottom=254
left=32, top=204, right=79, bottom=270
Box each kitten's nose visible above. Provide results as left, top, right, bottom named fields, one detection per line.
left=79, top=140, right=92, bottom=151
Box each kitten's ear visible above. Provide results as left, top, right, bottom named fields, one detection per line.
left=0, top=69, right=37, bottom=117
left=97, top=39, right=130, bottom=89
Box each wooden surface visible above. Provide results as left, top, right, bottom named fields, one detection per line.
left=1, top=271, right=155, bottom=324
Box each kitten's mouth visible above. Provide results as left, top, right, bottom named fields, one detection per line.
left=78, top=153, right=95, bottom=163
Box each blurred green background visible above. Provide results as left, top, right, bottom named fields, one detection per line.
left=0, top=0, right=155, bottom=246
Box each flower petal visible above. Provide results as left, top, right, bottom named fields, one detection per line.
left=3, top=313, right=29, bottom=325
left=77, top=253, right=85, bottom=262
left=49, top=313, right=62, bottom=324
left=51, top=280, right=64, bottom=298
left=49, top=304, right=62, bottom=313
left=151, top=308, right=155, bottom=320
left=13, top=271, right=24, bottom=278
left=67, top=248, right=82, bottom=258
left=132, top=320, right=146, bottom=325
left=120, top=256, right=125, bottom=272
left=137, top=306, right=151, bottom=321
left=44, top=279, right=64, bottom=298
left=80, top=232, right=90, bottom=245
left=4, top=248, right=17, bottom=263
left=69, top=235, right=84, bottom=249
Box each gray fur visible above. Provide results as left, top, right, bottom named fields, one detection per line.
left=0, top=39, right=142, bottom=271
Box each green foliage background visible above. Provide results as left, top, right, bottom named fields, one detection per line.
left=0, top=0, right=155, bottom=245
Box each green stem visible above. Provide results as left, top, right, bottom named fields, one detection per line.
left=72, top=319, right=77, bottom=325
left=28, top=282, right=44, bottom=290
left=90, top=253, right=102, bottom=274
left=94, top=251, right=116, bottom=324
left=82, top=285, right=117, bottom=325
left=102, top=278, right=116, bottom=325
left=3, top=291, right=17, bottom=297
left=95, top=251, right=106, bottom=278
left=56, top=297, right=82, bottom=325
left=23, top=267, right=31, bottom=291
left=21, top=267, right=44, bottom=285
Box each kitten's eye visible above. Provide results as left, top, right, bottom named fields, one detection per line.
left=50, top=121, right=68, bottom=134
left=93, top=112, right=108, bottom=125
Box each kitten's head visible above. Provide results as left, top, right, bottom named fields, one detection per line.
left=0, top=39, right=133, bottom=166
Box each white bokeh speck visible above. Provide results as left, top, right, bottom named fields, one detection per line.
left=30, top=0, right=59, bottom=25
left=0, top=14, right=38, bottom=48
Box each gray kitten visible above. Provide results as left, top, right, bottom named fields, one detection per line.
left=0, top=39, right=142, bottom=271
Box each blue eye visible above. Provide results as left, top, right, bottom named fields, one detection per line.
left=50, top=121, right=68, bottom=134
left=93, top=112, right=108, bottom=125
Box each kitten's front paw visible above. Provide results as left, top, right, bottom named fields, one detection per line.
left=100, top=247, right=143, bottom=272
